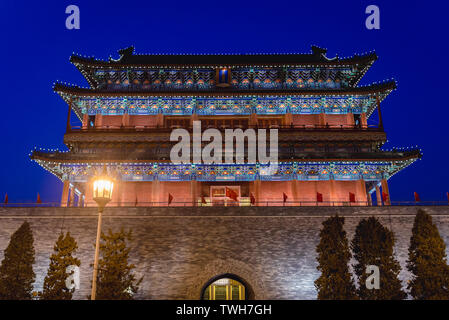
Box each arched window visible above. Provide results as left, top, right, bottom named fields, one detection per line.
left=201, top=274, right=248, bottom=300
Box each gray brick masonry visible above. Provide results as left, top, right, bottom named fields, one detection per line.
left=0, top=206, right=448, bottom=299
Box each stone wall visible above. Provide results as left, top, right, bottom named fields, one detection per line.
left=0, top=206, right=448, bottom=299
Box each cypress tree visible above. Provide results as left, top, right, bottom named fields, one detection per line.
left=352, top=217, right=406, bottom=299
left=407, top=209, right=449, bottom=299
left=40, top=232, right=81, bottom=300
left=0, top=221, right=35, bottom=300
left=92, top=228, right=142, bottom=300
left=315, top=215, right=357, bottom=299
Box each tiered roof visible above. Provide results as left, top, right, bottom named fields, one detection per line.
left=71, top=46, right=377, bottom=88
left=30, top=46, right=421, bottom=185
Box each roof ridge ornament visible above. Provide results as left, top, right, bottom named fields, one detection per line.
left=116, top=46, right=135, bottom=62
left=311, top=45, right=338, bottom=62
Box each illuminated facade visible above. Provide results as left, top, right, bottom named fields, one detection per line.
left=31, top=46, right=420, bottom=207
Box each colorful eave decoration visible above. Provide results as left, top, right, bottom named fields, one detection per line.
left=53, top=81, right=395, bottom=120
left=31, top=152, right=420, bottom=183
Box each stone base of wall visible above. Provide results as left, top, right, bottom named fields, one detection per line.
left=0, top=206, right=448, bottom=299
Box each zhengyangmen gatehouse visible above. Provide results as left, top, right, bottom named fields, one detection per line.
left=20, top=46, right=428, bottom=299
left=32, top=46, right=420, bottom=208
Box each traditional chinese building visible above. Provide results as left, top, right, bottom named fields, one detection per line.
left=31, top=46, right=420, bottom=208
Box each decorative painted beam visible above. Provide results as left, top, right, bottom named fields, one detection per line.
left=32, top=160, right=417, bottom=183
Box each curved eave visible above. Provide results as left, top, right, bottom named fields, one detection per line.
left=70, top=52, right=378, bottom=89
left=54, top=80, right=395, bottom=97
left=54, top=80, right=395, bottom=121
left=31, top=149, right=420, bottom=164
left=31, top=158, right=65, bottom=180
left=31, top=148, right=420, bottom=182
left=70, top=52, right=377, bottom=68
left=351, top=55, right=377, bottom=87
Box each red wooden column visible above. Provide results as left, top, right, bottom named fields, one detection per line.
left=190, top=180, right=199, bottom=206
left=318, top=113, right=326, bottom=127
left=115, top=181, right=122, bottom=207
left=381, top=179, right=391, bottom=205
left=80, top=194, right=84, bottom=207
left=346, top=111, right=355, bottom=127
left=329, top=179, right=337, bottom=206
left=95, top=113, right=103, bottom=128
left=367, top=191, right=373, bottom=206
left=375, top=184, right=382, bottom=206
left=156, top=114, right=164, bottom=127
left=61, top=180, right=70, bottom=207
left=253, top=180, right=261, bottom=205
left=66, top=98, right=72, bottom=132
left=358, top=179, right=368, bottom=206
left=376, top=97, right=383, bottom=129
left=82, top=114, right=89, bottom=129
left=151, top=179, right=160, bottom=206
left=69, top=185, right=75, bottom=207
left=122, top=111, right=130, bottom=127
left=284, top=112, right=293, bottom=127
left=249, top=113, right=258, bottom=127
left=291, top=180, right=299, bottom=205
left=360, top=112, right=368, bottom=128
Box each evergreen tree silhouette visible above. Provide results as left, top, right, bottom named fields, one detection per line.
left=407, top=209, right=449, bottom=299
left=40, top=232, right=80, bottom=300
left=0, top=221, right=35, bottom=299
left=315, top=215, right=357, bottom=299
left=91, top=228, right=142, bottom=300
left=352, top=217, right=406, bottom=299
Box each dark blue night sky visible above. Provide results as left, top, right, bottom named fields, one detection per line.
left=0, top=0, right=448, bottom=203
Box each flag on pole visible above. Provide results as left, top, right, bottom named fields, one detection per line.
left=37, top=193, right=42, bottom=204
left=168, top=193, right=173, bottom=206
left=414, top=192, right=420, bottom=202
left=317, top=192, right=323, bottom=203
left=201, top=195, right=207, bottom=205
left=283, top=192, right=288, bottom=203
left=349, top=192, right=356, bottom=203
left=225, top=187, right=238, bottom=202
left=4, top=193, right=8, bottom=204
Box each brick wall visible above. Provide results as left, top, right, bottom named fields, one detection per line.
left=0, top=206, right=448, bottom=299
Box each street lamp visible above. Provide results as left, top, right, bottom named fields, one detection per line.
left=91, top=169, right=114, bottom=300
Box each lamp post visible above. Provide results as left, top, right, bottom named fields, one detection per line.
left=91, top=170, right=114, bottom=300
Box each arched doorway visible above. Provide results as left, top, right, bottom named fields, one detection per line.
left=201, top=273, right=249, bottom=300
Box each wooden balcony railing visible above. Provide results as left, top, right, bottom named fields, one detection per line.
left=67, top=124, right=381, bottom=133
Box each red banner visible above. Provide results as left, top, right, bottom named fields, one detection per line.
left=36, top=193, right=42, bottom=204
left=201, top=196, right=207, bottom=204
left=250, top=193, right=256, bottom=205
left=382, top=192, right=388, bottom=202
left=349, top=192, right=356, bottom=203
left=317, top=192, right=323, bottom=203
left=168, top=193, right=173, bottom=205
left=283, top=192, right=288, bottom=203
left=4, top=193, right=7, bottom=204
left=414, top=192, right=420, bottom=202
